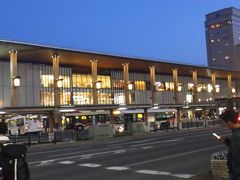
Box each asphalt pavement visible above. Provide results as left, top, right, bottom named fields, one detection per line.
left=27, top=126, right=230, bottom=180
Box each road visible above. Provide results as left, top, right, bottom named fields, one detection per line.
left=27, top=126, right=230, bottom=180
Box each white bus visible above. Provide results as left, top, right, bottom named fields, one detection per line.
left=6, top=115, right=44, bottom=135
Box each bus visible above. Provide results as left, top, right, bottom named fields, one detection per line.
left=118, top=108, right=177, bottom=131
left=63, top=110, right=110, bottom=130
left=6, top=115, right=44, bottom=135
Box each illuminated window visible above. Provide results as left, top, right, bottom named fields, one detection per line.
left=40, top=66, right=72, bottom=106
left=225, top=56, right=230, bottom=60
left=113, top=80, right=124, bottom=88
left=215, top=85, right=220, bottom=93
left=207, top=84, right=213, bottom=92
left=210, top=39, right=214, bottom=43
left=97, top=75, right=111, bottom=88
left=72, top=74, right=92, bottom=88
left=134, top=81, right=146, bottom=91
left=210, top=24, right=215, bottom=29
left=227, top=20, right=232, bottom=25
left=40, top=92, right=54, bottom=106
left=211, top=58, right=216, bottom=61
left=197, top=84, right=207, bottom=92
left=41, top=75, right=54, bottom=87
left=155, top=82, right=165, bottom=91
left=60, top=92, right=71, bottom=105
left=165, top=82, right=174, bottom=91
left=186, top=94, right=193, bottom=103
left=188, top=83, right=194, bottom=91
left=98, top=93, right=113, bottom=104
left=177, top=83, right=183, bottom=92
left=73, top=92, right=92, bottom=105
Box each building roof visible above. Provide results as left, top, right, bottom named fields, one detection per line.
left=0, top=39, right=239, bottom=79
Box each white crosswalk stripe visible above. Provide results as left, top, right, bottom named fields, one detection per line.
left=136, top=170, right=195, bottom=178
left=59, top=161, right=75, bottom=165
left=171, top=173, right=195, bottom=178
left=136, top=170, right=170, bottom=175
left=105, top=166, right=129, bottom=171
left=78, top=163, right=102, bottom=168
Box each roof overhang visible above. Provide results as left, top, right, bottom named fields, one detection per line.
left=0, top=39, right=239, bottom=79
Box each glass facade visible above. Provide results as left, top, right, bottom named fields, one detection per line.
left=37, top=65, right=228, bottom=107
left=72, top=73, right=112, bottom=105
left=40, top=65, right=72, bottom=106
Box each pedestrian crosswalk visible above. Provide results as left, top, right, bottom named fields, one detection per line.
left=33, top=160, right=195, bottom=179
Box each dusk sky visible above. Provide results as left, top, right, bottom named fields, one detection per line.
left=0, top=0, right=239, bottom=66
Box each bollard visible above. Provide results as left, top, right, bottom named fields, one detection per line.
left=72, top=130, right=75, bottom=140
left=38, top=132, right=41, bottom=143
left=61, top=131, right=63, bottom=142
left=28, top=135, right=31, bottom=146
left=53, top=133, right=57, bottom=144
left=14, top=135, right=17, bottom=144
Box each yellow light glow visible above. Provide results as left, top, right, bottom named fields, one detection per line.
left=113, top=110, right=121, bottom=115
left=81, top=116, right=87, bottom=120
left=137, top=113, right=143, bottom=119
left=13, top=76, right=21, bottom=87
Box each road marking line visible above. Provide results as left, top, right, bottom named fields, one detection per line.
left=78, top=163, right=102, bottom=168
left=29, top=149, right=126, bottom=165
left=113, top=150, right=126, bottom=154
left=106, top=166, right=129, bottom=171
left=129, top=138, right=184, bottom=147
left=135, top=170, right=170, bottom=175
left=59, top=161, right=75, bottom=165
left=171, top=173, right=195, bottom=178
left=47, top=146, right=123, bottom=158
left=141, top=146, right=154, bottom=150
left=41, top=160, right=55, bottom=164
left=124, top=144, right=223, bottom=167
left=36, top=163, right=53, bottom=167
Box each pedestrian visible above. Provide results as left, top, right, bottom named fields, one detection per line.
left=220, top=109, right=240, bottom=180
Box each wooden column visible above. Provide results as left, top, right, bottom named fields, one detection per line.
left=91, top=60, right=98, bottom=105
left=192, top=71, right=198, bottom=103
left=123, top=63, right=130, bottom=105
left=10, top=50, right=18, bottom=107
left=52, top=55, right=60, bottom=131
left=211, top=73, right=216, bottom=99
left=172, top=68, right=179, bottom=104
left=227, top=74, right=232, bottom=97
left=149, top=66, right=156, bottom=106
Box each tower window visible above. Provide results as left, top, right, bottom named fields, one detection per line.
left=225, top=56, right=230, bottom=60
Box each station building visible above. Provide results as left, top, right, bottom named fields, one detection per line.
left=0, top=40, right=239, bottom=132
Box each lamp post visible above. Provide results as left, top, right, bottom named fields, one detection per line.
left=96, top=80, right=102, bottom=90
left=12, top=76, right=21, bottom=87
left=127, top=82, right=133, bottom=91
left=56, top=78, right=64, bottom=88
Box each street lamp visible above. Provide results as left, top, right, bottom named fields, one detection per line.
left=177, top=83, right=182, bottom=92
left=56, top=78, right=64, bottom=88
left=127, top=82, right=134, bottom=90
left=12, top=76, right=21, bottom=87
left=96, top=81, right=102, bottom=89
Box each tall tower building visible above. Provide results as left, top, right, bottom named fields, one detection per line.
left=205, top=7, right=240, bottom=71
